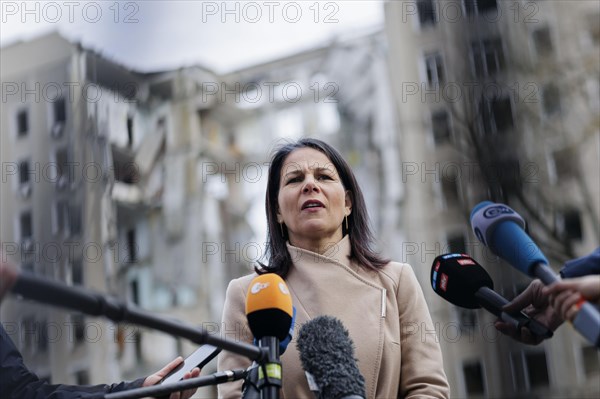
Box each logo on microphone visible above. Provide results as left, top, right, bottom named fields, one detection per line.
left=457, top=258, right=475, bottom=266
left=440, top=273, right=448, bottom=292
left=483, top=205, right=514, bottom=219
left=250, top=282, right=270, bottom=294
left=278, top=282, right=289, bottom=295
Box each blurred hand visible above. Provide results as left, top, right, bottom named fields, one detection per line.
left=0, top=253, right=18, bottom=303
left=495, top=279, right=563, bottom=345
left=542, top=275, right=600, bottom=321
left=142, top=357, right=201, bottom=399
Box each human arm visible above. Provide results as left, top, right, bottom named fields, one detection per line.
left=217, top=278, right=254, bottom=399
left=559, top=248, right=600, bottom=278
left=397, top=265, right=450, bottom=399
left=1, top=254, right=147, bottom=398
left=1, top=323, right=200, bottom=399
left=2, top=251, right=199, bottom=399
left=142, top=357, right=201, bottom=399
left=0, top=322, right=141, bottom=399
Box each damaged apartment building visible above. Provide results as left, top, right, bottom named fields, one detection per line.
left=1, top=32, right=231, bottom=384
left=385, top=1, right=599, bottom=398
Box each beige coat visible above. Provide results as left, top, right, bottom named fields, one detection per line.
left=217, top=236, right=450, bottom=398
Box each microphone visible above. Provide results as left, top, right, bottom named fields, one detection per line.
left=93, top=369, right=247, bottom=399
left=244, top=274, right=293, bottom=399
left=471, top=201, right=600, bottom=347
left=470, top=201, right=547, bottom=277
left=243, top=307, right=296, bottom=399
left=296, top=316, right=366, bottom=399
left=431, top=253, right=552, bottom=338
left=10, top=272, right=266, bottom=361
left=254, top=306, right=296, bottom=355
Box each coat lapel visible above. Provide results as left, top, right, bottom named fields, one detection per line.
left=283, top=237, right=386, bottom=399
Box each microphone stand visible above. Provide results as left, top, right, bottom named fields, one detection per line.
left=11, top=273, right=268, bottom=361
left=241, top=363, right=261, bottom=399
left=256, top=336, right=282, bottom=399
left=89, top=369, right=247, bottom=399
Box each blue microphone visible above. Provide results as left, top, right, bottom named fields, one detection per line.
left=471, top=201, right=600, bottom=347
left=470, top=201, right=548, bottom=276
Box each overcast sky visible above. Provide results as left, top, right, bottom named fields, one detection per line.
left=1, top=1, right=384, bottom=73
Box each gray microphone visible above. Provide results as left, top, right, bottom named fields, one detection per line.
left=296, top=316, right=366, bottom=399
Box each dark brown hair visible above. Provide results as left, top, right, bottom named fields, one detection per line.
left=258, top=138, right=389, bottom=277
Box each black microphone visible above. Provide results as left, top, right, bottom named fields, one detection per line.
left=431, top=253, right=552, bottom=339
left=296, top=316, right=366, bottom=399
left=242, top=306, right=296, bottom=399
left=245, top=274, right=293, bottom=399
left=12, top=271, right=112, bottom=315
left=93, top=369, right=247, bottom=399
left=10, top=272, right=266, bottom=361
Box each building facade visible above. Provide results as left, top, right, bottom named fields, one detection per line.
left=385, top=1, right=599, bottom=397
left=0, top=33, right=229, bottom=393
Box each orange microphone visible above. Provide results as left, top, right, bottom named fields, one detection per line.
left=245, top=273, right=293, bottom=341
left=244, top=274, right=293, bottom=398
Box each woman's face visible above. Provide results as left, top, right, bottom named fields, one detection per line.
left=276, top=148, right=352, bottom=251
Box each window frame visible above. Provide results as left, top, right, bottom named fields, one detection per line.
left=470, top=38, right=505, bottom=78
left=15, top=106, right=30, bottom=139
left=417, top=0, right=437, bottom=28
left=479, top=93, right=515, bottom=135
left=423, top=51, right=446, bottom=86
left=463, top=0, right=498, bottom=16
left=431, top=108, right=453, bottom=145
left=462, top=358, right=488, bottom=396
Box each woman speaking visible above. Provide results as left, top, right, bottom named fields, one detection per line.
left=218, top=138, right=449, bottom=398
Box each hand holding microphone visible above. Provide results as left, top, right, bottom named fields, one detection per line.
left=430, top=253, right=553, bottom=342
left=496, top=275, right=600, bottom=344
left=543, top=275, right=600, bottom=321
left=471, top=201, right=600, bottom=347
left=495, top=279, right=563, bottom=345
